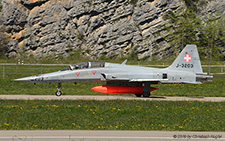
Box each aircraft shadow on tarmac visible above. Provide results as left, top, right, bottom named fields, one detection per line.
left=140, top=96, right=205, bottom=99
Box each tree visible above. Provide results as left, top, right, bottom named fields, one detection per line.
left=163, top=8, right=200, bottom=52
left=199, top=14, right=225, bottom=73
left=163, top=0, right=225, bottom=64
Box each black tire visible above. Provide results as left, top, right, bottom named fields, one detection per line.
left=55, top=90, right=62, bottom=96
left=135, top=94, right=142, bottom=97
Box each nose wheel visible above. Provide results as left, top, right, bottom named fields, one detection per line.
left=55, top=83, right=62, bottom=96
left=55, top=90, right=62, bottom=96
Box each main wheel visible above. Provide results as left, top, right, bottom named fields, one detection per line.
left=135, top=94, right=142, bottom=97
left=55, top=90, right=62, bottom=96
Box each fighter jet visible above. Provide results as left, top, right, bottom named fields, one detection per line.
left=14, top=45, right=213, bottom=97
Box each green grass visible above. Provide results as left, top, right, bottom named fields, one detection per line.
left=1, top=100, right=225, bottom=131
left=0, top=65, right=224, bottom=97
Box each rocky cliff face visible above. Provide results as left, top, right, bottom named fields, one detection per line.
left=1, top=0, right=225, bottom=60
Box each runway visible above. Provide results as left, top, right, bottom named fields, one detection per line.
left=0, top=130, right=224, bottom=141
left=0, top=95, right=225, bottom=102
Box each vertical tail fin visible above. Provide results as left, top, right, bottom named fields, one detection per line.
left=168, top=44, right=203, bottom=73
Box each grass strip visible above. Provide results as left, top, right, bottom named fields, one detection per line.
left=0, top=100, right=225, bottom=131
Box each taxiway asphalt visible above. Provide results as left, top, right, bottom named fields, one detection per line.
left=0, top=130, right=225, bottom=141
left=0, top=95, right=225, bottom=102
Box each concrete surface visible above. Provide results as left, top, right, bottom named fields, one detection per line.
left=0, top=95, right=225, bottom=102
left=0, top=130, right=224, bottom=141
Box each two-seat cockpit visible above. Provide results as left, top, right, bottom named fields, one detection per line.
left=61, top=62, right=105, bottom=71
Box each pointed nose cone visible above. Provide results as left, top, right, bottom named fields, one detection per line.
left=14, top=76, right=34, bottom=82
left=91, top=85, right=108, bottom=93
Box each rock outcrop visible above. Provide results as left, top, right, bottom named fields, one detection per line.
left=0, top=0, right=225, bottom=60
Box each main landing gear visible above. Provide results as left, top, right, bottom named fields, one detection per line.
left=135, top=83, right=151, bottom=98
left=55, top=83, right=62, bottom=96
left=135, top=94, right=142, bottom=97
left=135, top=93, right=150, bottom=97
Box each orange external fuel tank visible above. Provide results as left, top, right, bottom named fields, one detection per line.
left=91, top=85, right=158, bottom=94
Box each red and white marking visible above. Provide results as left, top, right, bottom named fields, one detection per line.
left=183, top=54, right=192, bottom=63
left=76, top=72, right=80, bottom=76
left=92, top=71, right=97, bottom=75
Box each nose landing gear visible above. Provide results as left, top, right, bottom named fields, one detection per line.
left=55, top=83, right=62, bottom=96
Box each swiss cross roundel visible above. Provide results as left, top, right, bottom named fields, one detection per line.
left=183, top=54, right=192, bottom=63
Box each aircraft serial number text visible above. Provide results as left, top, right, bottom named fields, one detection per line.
left=176, top=64, right=193, bottom=68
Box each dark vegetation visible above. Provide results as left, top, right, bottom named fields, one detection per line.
left=162, top=0, right=225, bottom=63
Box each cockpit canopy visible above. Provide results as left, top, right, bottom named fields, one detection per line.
left=61, top=62, right=105, bottom=71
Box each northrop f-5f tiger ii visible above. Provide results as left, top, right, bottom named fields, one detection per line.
left=15, top=45, right=213, bottom=97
